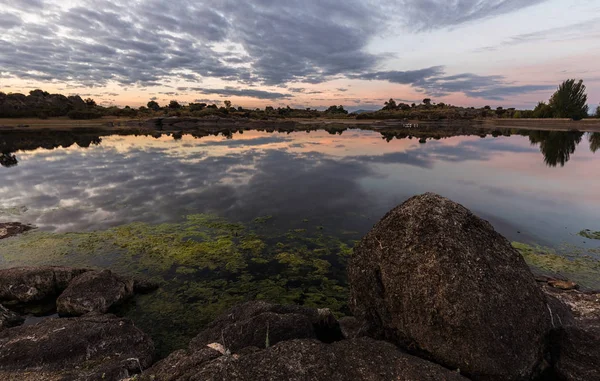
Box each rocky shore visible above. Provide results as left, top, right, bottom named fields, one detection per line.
left=0, top=194, right=598, bottom=380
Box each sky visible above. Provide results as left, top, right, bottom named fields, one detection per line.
left=0, top=0, right=599, bottom=110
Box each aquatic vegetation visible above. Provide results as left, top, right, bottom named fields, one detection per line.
left=578, top=229, right=600, bottom=240
left=0, top=213, right=354, bottom=357
left=513, top=242, right=600, bottom=290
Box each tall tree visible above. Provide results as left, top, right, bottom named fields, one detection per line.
left=224, top=100, right=232, bottom=109
left=383, top=98, right=397, bottom=110
left=548, top=79, right=589, bottom=120
left=147, top=100, right=160, bottom=111
left=168, top=100, right=181, bottom=109
left=423, top=98, right=432, bottom=105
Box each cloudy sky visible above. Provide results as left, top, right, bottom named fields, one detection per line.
left=1, top=0, right=599, bottom=110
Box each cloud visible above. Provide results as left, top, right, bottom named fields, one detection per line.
left=397, top=0, right=550, bottom=31
left=198, top=87, right=293, bottom=100
left=0, top=12, right=23, bottom=29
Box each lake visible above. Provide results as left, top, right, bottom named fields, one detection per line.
left=1, top=125, right=599, bottom=355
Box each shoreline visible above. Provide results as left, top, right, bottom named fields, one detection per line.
left=1, top=116, right=600, bottom=133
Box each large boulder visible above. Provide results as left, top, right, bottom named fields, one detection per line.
left=0, top=304, right=23, bottom=331
left=0, top=266, right=90, bottom=305
left=143, top=338, right=469, bottom=381
left=189, top=301, right=343, bottom=352
left=56, top=270, right=135, bottom=316
left=348, top=193, right=552, bottom=380
left=0, top=313, right=154, bottom=380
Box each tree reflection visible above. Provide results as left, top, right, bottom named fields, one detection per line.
left=589, top=133, right=600, bottom=153
left=0, top=152, right=18, bottom=168
left=528, top=131, right=584, bottom=167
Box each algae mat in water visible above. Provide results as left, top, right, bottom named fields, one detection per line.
left=0, top=214, right=355, bottom=357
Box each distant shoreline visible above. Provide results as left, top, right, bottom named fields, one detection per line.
left=1, top=116, right=600, bottom=133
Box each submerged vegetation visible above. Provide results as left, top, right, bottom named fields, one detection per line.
left=513, top=242, right=600, bottom=290
left=0, top=214, right=357, bottom=357
left=578, top=229, right=600, bottom=240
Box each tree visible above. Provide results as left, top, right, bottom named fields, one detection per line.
left=84, top=98, right=96, bottom=107
left=483, top=105, right=491, bottom=110
left=532, top=102, right=554, bottom=118
left=589, top=133, right=600, bottom=153
left=224, top=100, right=232, bottom=109
left=147, top=100, right=160, bottom=111
left=595, top=105, right=600, bottom=118
left=383, top=98, right=397, bottom=111
left=169, top=100, right=181, bottom=109
left=548, top=79, right=588, bottom=120
left=423, top=98, right=432, bottom=105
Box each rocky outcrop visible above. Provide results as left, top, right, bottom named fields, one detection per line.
left=0, top=304, right=23, bottom=331
left=348, top=193, right=552, bottom=380
left=189, top=301, right=343, bottom=353
left=0, top=313, right=153, bottom=380
left=0, top=90, right=85, bottom=118
left=0, top=266, right=90, bottom=306
left=0, top=222, right=33, bottom=240
left=143, top=338, right=469, bottom=381
left=56, top=270, right=134, bottom=316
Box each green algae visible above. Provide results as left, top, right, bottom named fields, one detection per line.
left=578, top=229, right=600, bottom=240
left=513, top=242, right=600, bottom=290
left=0, top=213, right=354, bottom=358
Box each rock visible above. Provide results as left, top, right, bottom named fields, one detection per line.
left=348, top=193, right=552, bottom=380
left=0, top=304, right=23, bottom=331
left=56, top=270, right=134, bottom=316
left=133, top=277, right=161, bottom=294
left=0, top=266, right=90, bottom=306
left=551, top=318, right=600, bottom=381
left=542, top=285, right=600, bottom=380
left=548, top=279, right=579, bottom=291
left=0, top=222, right=33, bottom=240
left=339, top=316, right=363, bottom=339
left=189, top=301, right=343, bottom=353
left=143, top=338, right=469, bottom=381
left=0, top=313, right=154, bottom=380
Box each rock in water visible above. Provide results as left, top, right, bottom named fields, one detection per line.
left=56, top=270, right=135, bottom=316
left=0, top=266, right=90, bottom=305
left=142, top=338, right=469, bottom=381
left=348, top=193, right=551, bottom=380
left=0, top=313, right=154, bottom=380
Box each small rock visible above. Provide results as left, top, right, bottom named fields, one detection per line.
left=548, top=279, right=579, bottom=291
left=338, top=316, right=363, bottom=339
left=0, top=266, right=90, bottom=306
left=0, top=222, right=33, bottom=240
left=56, top=270, right=134, bottom=316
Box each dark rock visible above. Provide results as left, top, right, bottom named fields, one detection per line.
left=0, top=266, right=90, bottom=306
left=0, top=222, right=33, bottom=240
left=143, top=338, right=469, bottom=381
left=0, top=313, right=154, bottom=380
left=543, top=285, right=600, bottom=380
left=0, top=304, right=23, bottom=331
left=339, top=316, right=363, bottom=339
left=348, top=193, right=552, bottom=380
left=56, top=270, right=134, bottom=316
left=189, top=301, right=343, bottom=352
left=551, top=318, right=600, bottom=381
left=133, top=277, right=161, bottom=294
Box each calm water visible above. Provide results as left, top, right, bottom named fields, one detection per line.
left=1, top=127, right=599, bottom=248
left=1, top=126, right=599, bottom=355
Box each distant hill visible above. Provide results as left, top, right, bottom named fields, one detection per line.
left=351, top=109, right=378, bottom=114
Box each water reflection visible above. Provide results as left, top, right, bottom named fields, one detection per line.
left=1, top=126, right=599, bottom=249
left=528, top=131, right=585, bottom=167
